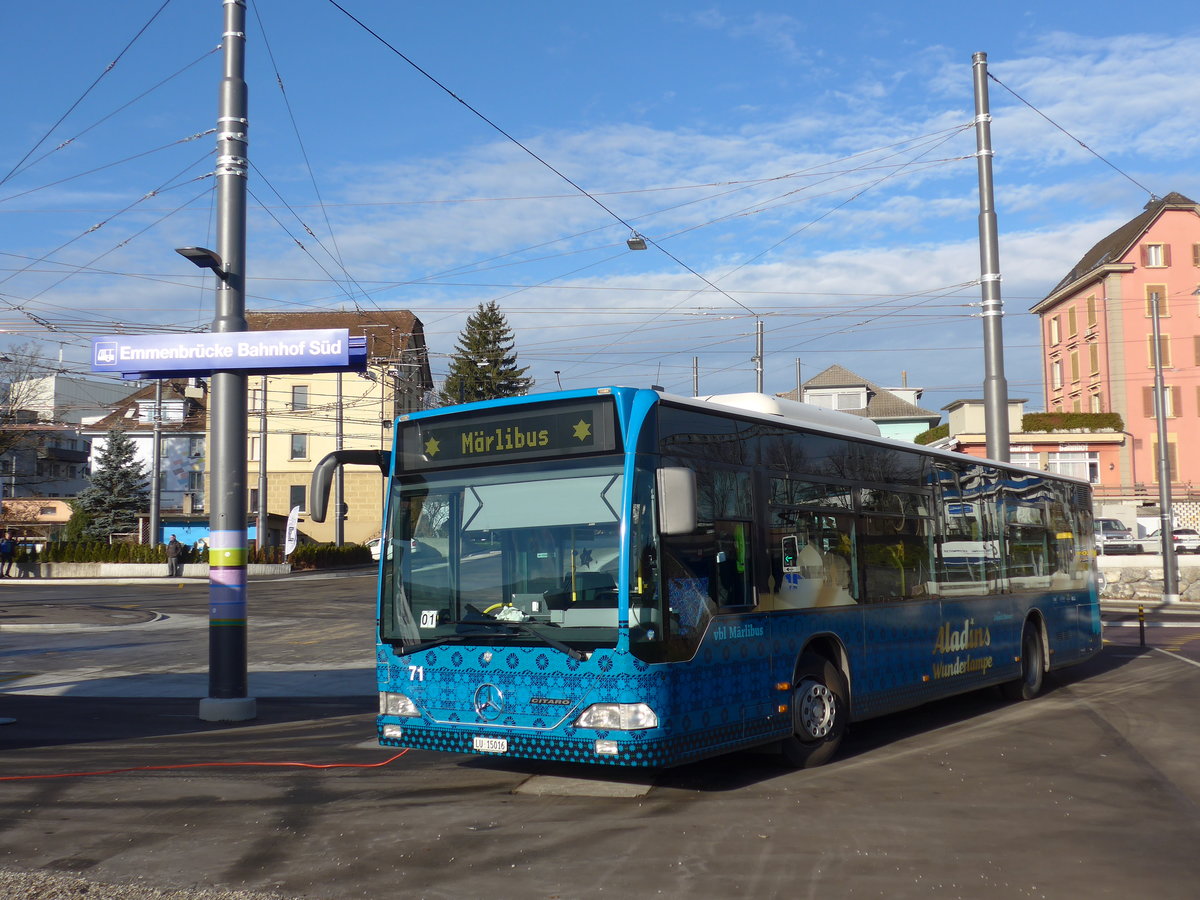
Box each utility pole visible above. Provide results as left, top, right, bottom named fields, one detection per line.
left=972, top=52, right=1010, bottom=462
left=692, top=357, right=699, bottom=396
left=200, top=0, right=254, bottom=722
left=149, top=379, right=162, bottom=547
left=334, top=372, right=344, bottom=546
left=754, top=319, right=764, bottom=393
left=1150, top=292, right=1179, bottom=602
left=257, top=374, right=268, bottom=553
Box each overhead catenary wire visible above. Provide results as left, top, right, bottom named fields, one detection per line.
left=0, top=0, right=175, bottom=189
left=987, top=71, right=1157, bottom=200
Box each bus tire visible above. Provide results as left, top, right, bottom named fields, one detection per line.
left=780, top=654, right=847, bottom=768
left=1001, top=619, right=1045, bottom=701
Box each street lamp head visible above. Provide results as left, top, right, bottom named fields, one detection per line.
left=175, top=246, right=226, bottom=279
left=626, top=232, right=648, bottom=251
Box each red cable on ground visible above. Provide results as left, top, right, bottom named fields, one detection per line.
left=0, top=750, right=409, bottom=781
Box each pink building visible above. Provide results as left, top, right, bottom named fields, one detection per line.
left=1031, top=192, right=1200, bottom=506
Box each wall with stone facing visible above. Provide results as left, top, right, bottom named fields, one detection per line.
left=1100, top=565, right=1200, bottom=602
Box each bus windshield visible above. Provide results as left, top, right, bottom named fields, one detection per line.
left=380, top=460, right=626, bottom=652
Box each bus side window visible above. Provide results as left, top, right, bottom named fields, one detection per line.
left=714, top=520, right=753, bottom=608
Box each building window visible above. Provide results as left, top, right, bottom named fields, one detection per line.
left=189, top=436, right=204, bottom=458
left=1193, top=243, right=1200, bottom=266
left=187, top=471, right=204, bottom=492
left=1145, top=284, right=1169, bottom=317
left=1146, top=333, right=1172, bottom=367
left=248, top=488, right=259, bottom=510
left=805, top=389, right=866, bottom=411
left=1143, top=385, right=1182, bottom=418
left=1069, top=350, right=1080, bottom=382
left=292, top=385, right=310, bottom=411
left=1047, top=451, right=1100, bottom=484
left=290, top=433, right=308, bottom=460
left=1090, top=393, right=1104, bottom=413
left=289, top=484, right=306, bottom=512
left=1049, top=316, right=1060, bottom=344
left=1010, top=451, right=1039, bottom=470
left=248, top=436, right=260, bottom=462
left=1086, top=295, right=1097, bottom=328
left=1089, top=343, right=1100, bottom=375
left=1152, top=440, right=1178, bottom=484
left=1051, top=360, right=1063, bottom=390
left=1142, top=243, right=1169, bottom=267
left=1067, top=306, right=1077, bottom=337
left=249, top=387, right=264, bottom=414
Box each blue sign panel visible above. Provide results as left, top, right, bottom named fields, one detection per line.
left=91, top=329, right=367, bottom=379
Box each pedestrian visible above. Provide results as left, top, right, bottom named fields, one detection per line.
left=0, top=532, right=14, bottom=577
left=166, top=534, right=183, bottom=577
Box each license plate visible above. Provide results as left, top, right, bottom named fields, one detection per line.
left=473, top=736, right=508, bottom=754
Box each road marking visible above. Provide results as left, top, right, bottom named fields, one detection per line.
left=1162, top=634, right=1200, bottom=652
left=516, top=775, right=653, bottom=798
left=1155, top=648, right=1200, bottom=669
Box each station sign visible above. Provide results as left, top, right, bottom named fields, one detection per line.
left=91, top=329, right=367, bottom=379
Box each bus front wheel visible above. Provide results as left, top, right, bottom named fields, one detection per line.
left=781, top=654, right=847, bottom=768
left=1001, top=620, right=1045, bottom=701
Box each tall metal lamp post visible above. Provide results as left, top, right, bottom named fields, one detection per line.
left=1150, top=290, right=1179, bottom=603
left=174, top=0, right=254, bottom=721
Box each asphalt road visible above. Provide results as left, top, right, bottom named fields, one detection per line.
left=3, top=575, right=1200, bottom=899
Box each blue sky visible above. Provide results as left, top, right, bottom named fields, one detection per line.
left=2, top=1, right=1199, bottom=415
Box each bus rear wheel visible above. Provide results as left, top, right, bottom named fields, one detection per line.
left=1001, top=620, right=1045, bottom=701
left=781, top=654, right=847, bottom=768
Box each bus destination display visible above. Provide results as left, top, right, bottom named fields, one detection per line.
left=401, top=399, right=618, bottom=470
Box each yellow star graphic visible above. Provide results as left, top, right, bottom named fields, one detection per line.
left=572, top=419, right=592, bottom=441
left=424, top=436, right=441, bottom=457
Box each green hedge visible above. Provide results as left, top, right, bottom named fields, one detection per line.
left=1022, top=411, right=1123, bottom=432
left=288, top=542, right=373, bottom=570
left=913, top=423, right=949, bottom=445
left=36, top=540, right=370, bottom=568
left=40, top=541, right=167, bottom=563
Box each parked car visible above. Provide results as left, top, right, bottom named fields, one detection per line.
left=1094, top=518, right=1142, bottom=554
left=1146, top=528, right=1200, bottom=554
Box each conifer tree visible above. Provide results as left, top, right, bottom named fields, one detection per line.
left=438, top=301, right=533, bottom=405
left=74, top=426, right=149, bottom=540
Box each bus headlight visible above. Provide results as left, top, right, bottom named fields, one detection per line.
left=380, top=691, right=419, bottom=717
left=574, top=702, right=658, bottom=730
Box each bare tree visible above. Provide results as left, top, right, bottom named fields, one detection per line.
left=1, top=341, right=52, bottom=459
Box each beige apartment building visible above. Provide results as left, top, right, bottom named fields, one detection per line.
left=241, top=310, right=432, bottom=547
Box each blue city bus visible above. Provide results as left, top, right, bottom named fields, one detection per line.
left=310, top=387, right=1101, bottom=768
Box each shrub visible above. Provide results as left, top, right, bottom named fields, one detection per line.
left=288, top=542, right=372, bottom=571
left=1022, top=411, right=1123, bottom=433
left=914, top=423, right=949, bottom=445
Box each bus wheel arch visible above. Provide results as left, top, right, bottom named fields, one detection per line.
left=1001, top=613, right=1047, bottom=701
left=780, top=641, right=850, bottom=768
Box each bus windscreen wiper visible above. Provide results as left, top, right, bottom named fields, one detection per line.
left=461, top=605, right=586, bottom=661
left=403, top=629, right=503, bottom=655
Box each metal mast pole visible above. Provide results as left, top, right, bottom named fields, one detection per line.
left=149, top=379, right=162, bottom=548
left=200, top=0, right=254, bottom=722
left=257, top=374, right=268, bottom=553
left=692, top=356, right=699, bottom=396
left=1150, top=294, right=1178, bottom=602
left=972, top=52, right=1010, bottom=462
left=754, top=319, right=764, bottom=393
left=334, top=372, right=344, bottom=546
